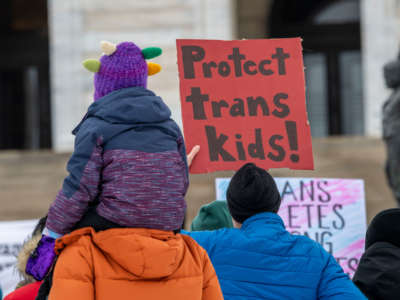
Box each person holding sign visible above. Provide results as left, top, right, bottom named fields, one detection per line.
left=185, top=163, right=366, bottom=300
left=382, top=52, right=400, bottom=207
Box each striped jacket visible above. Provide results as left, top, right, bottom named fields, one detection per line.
left=46, top=87, right=188, bottom=235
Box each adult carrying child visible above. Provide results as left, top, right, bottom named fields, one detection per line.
left=26, top=41, right=222, bottom=300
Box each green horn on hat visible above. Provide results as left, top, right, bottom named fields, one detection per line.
left=82, top=59, right=101, bottom=73
left=142, top=47, right=162, bottom=59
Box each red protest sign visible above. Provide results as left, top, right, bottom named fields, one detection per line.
left=176, top=38, right=313, bottom=173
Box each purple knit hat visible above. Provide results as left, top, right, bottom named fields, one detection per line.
left=83, top=41, right=162, bottom=101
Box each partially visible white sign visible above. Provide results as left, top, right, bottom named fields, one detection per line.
left=0, top=219, right=37, bottom=296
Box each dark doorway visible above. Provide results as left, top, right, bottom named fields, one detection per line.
left=0, top=0, right=51, bottom=149
left=269, top=0, right=363, bottom=137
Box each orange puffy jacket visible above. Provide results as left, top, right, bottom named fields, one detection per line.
left=48, top=227, right=223, bottom=300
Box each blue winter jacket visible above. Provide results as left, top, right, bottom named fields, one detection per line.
left=185, top=212, right=366, bottom=300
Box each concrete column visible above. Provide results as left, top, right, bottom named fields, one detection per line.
left=361, top=0, right=400, bottom=136
left=49, top=0, right=235, bottom=151
left=48, top=0, right=85, bottom=151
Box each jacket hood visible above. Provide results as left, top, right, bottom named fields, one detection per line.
left=73, top=87, right=171, bottom=134
left=56, top=228, right=184, bottom=279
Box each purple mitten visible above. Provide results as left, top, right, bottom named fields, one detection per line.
left=26, top=235, right=56, bottom=281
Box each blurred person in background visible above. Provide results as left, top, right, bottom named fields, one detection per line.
left=185, top=162, right=367, bottom=300
left=353, top=208, right=400, bottom=299
left=382, top=51, right=400, bottom=207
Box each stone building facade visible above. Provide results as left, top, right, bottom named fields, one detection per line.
left=2, top=0, right=398, bottom=151
left=0, top=0, right=398, bottom=242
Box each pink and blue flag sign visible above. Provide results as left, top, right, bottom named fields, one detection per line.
left=215, top=177, right=367, bottom=278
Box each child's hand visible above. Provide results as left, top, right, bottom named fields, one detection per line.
left=187, top=145, right=200, bottom=168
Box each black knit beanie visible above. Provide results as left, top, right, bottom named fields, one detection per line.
left=227, top=163, right=281, bottom=223
left=365, top=208, right=400, bottom=249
